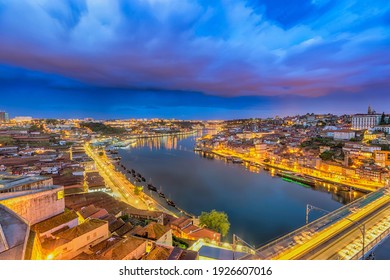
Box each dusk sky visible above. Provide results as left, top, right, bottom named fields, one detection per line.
left=1, top=0, right=390, bottom=119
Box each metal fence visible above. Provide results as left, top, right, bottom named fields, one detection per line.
left=253, top=187, right=389, bottom=259
left=349, top=227, right=390, bottom=260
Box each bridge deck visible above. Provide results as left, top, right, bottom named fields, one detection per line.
left=242, top=187, right=390, bottom=260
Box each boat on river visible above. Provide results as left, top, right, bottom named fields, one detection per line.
left=278, top=172, right=315, bottom=187
left=147, top=184, right=157, bottom=192
left=157, top=186, right=166, bottom=198
left=232, top=157, right=243, bottom=164
left=166, top=199, right=176, bottom=207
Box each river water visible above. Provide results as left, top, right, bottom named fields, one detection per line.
left=118, top=132, right=363, bottom=247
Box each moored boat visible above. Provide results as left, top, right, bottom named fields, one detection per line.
left=232, top=157, right=243, bottom=163
left=166, top=199, right=176, bottom=207
left=147, top=184, right=157, bottom=191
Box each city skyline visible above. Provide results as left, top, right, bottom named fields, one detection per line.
left=2, top=0, right=390, bottom=265
left=1, top=0, right=390, bottom=119
left=0, top=102, right=387, bottom=121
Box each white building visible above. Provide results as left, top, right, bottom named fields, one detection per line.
left=352, top=114, right=381, bottom=130
left=351, top=105, right=383, bottom=130
left=333, top=130, right=356, bottom=140
left=13, top=116, right=33, bottom=123
left=374, top=125, right=390, bottom=134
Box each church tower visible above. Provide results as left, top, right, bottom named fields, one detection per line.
left=368, top=105, right=372, bottom=115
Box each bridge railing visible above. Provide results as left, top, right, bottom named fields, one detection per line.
left=348, top=227, right=390, bottom=260
left=253, top=187, right=389, bottom=259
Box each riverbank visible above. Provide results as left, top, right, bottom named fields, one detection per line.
left=125, top=129, right=198, bottom=140
left=113, top=158, right=196, bottom=219
left=116, top=133, right=353, bottom=246
left=85, top=142, right=178, bottom=217
left=204, top=148, right=380, bottom=193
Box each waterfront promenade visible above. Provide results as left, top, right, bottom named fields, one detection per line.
left=205, top=147, right=383, bottom=193
left=84, top=142, right=177, bottom=216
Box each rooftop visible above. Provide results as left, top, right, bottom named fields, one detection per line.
left=41, top=219, right=108, bottom=252
left=79, top=204, right=101, bottom=220
left=0, top=184, right=63, bottom=201
left=65, top=192, right=164, bottom=219
left=101, top=236, right=146, bottom=260
left=142, top=244, right=172, bottom=260
left=109, top=219, right=125, bottom=233
left=114, top=222, right=134, bottom=237
left=168, top=247, right=199, bottom=260
left=55, top=219, right=107, bottom=241
left=0, top=204, right=29, bottom=260
left=170, top=216, right=192, bottom=229
left=132, top=222, right=170, bottom=241
left=32, top=210, right=78, bottom=234
left=0, top=175, right=51, bottom=191
left=187, top=227, right=220, bottom=240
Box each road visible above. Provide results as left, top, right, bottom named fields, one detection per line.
left=275, top=191, right=390, bottom=259
left=85, top=143, right=176, bottom=216
left=301, top=204, right=390, bottom=259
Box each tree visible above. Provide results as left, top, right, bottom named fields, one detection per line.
left=199, top=209, right=230, bottom=237
left=380, top=112, right=386, bottom=125
left=81, top=122, right=126, bottom=135
left=319, top=150, right=334, bottom=161
left=0, top=136, right=15, bottom=146
left=46, top=119, right=59, bottom=125
left=28, top=124, right=43, bottom=132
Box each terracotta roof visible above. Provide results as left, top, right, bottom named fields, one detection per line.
left=114, top=223, right=134, bottom=237
left=72, top=236, right=123, bottom=260
left=188, top=228, right=220, bottom=240
left=65, top=192, right=163, bottom=219
left=170, top=216, right=192, bottom=229
left=89, top=208, right=109, bottom=220
left=109, top=219, right=125, bottom=233
left=168, top=247, right=198, bottom=260
left=163, top=213, right=177, bottom=226
left=182, top=225, right=199, bottom=234
left=142, top=244, right=172, bottom=260
left=32, top=210, right=78, bottom=234
left=52, top=174, right=83, bottom=186
left=79, top=205, right=100, bottom=219
left=102, top=236, right=146, bottom=260
left=132, top=222, right=169, bottom=241
left=89, top=236, right=122, bottom=255
left=50, top=224, right=70, bottom=235
left=54, top=219, right=107, bottom=241
left=101, top=214, right=117, bottom=225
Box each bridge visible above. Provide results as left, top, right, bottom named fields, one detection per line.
left=241, top=186, right=390, bottom=260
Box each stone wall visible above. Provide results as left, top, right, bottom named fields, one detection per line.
left=0, top=186, right=64, bottom=225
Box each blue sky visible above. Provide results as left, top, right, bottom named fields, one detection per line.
left=0, top=0, right=390, bottom=119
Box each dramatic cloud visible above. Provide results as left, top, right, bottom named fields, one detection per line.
left=0, top=0, right=389, bottom=118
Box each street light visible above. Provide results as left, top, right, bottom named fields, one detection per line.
left=306, top=204, right=329, bottom=224
left=306, top=203, right=366, bottom=259
left=344, top=217, right=366, bottom=260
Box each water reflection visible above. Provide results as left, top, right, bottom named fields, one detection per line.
left=120, top=133, right=365, bottom=245
left=136, top=133, right=197, bottom=151
left=194, top=150, right=364, bottom=205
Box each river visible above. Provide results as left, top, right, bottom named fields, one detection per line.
left=118, top=132, right=363, bottom=247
